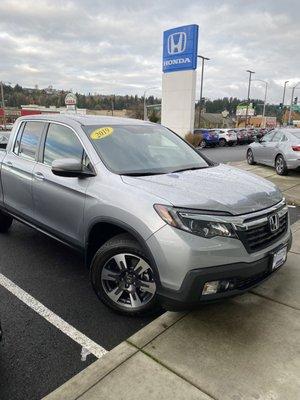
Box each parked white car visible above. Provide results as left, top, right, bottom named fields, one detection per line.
left=217, top=129, right=238, bottom=147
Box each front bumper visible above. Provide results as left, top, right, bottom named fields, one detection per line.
left=158, top=233, right=292, bottom=310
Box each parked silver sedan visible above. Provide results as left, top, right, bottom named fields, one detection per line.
left=246, top=128, right=300, bottom=175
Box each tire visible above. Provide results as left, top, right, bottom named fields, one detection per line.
left=90, top=233, right=160, bottom=316
left=228, top=142, right=234, bottom=147
left=247, top=149, right=256, bottom=165
left=200, top=140, right=207, bottom=148
left=275, top=155, right=288, bottom=175
left=0, top=211, right=13, bottom=233
left=219, top=138, right=226, bottom=147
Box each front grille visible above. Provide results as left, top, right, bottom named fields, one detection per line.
left=237, top=213, right=288, bottom=253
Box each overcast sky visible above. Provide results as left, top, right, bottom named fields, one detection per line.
left=0, top=0, right=299, bottom=103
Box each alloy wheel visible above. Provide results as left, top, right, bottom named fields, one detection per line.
left=247, top=149, right=254, bottom=164
left=276, top=156, right=284, bottom=174
left=101, top=253, right=156, bottom=309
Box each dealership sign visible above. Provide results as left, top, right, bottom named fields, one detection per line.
left=65, top=93, right=77, bottom=106
left=162, top=24, right=198, bottom=73
left=236, top=103, right=255, bottom=116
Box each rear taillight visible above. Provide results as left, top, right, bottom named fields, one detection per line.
left=292, top=146, right=300, bottom=151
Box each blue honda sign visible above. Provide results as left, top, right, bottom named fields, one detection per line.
left=162, top=24, right=199, bottom=73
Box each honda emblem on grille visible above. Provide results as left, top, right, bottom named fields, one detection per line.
left=269, top=213, right=280, bottom=233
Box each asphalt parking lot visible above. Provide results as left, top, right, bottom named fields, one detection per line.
left=0, top=222, right=158, bottom=400
left=0, top=145, right=299, bottom=400
left=201, top=143, right=247, bottom=163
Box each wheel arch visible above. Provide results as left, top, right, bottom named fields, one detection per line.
left=85, top=217, right=161, bottom=286
left=274, top=152, right=286, bottom=165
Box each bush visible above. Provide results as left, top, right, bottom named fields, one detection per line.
left=185, top=132, right=202, bottom=147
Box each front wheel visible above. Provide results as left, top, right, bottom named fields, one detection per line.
left=0, top=211, right=13, bottom=233
left=275, top=155, right=288, bottom=175
left=247, top=149, right=256, bottom=165
left=200, top=140, right=207, bottom=148
left=90, top=234, right=160, bottom=316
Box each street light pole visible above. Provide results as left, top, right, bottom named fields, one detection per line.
left=197, top=55, right=210, bottom=128
left=245, top=70, right=255, bottom=128
left=253, top=79, right=268, bottom=128
left=0, top=81, right=6, bottom=130
left=288, top=82, right=300, bottom=126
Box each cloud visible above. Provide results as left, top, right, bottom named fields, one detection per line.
left=0, top=0, right=299, bottom=103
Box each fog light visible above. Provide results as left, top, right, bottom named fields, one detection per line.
left=202, top=281, right=220, bottom=295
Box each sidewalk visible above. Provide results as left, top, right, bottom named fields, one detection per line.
left=45, top=221, right=300, bottom=400
left=229, top=161, right=300, bottom=206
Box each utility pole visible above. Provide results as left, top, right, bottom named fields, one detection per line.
left=245, top=70, right=255, bottom=128
left=197, top=55, right=210, bottom=128
left=288, top=82, right=300, bottom=126
left=111, top=95, right=115, bottom=116
left=252, top=79, right=268, bottom=127
left=0, top=81, right=6, bottom=130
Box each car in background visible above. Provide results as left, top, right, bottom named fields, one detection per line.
left=247, top=128, right=300, bottom=175
left=0, top=132, right=10, bottom=149
left=194, top=129, right=219, bottom=148
left=245, top=128, right=258, bottom=144
left=0, top=123, right=14, bottom=131
left=217, top=129, right=237, bottom=147
left=236, top=129, right=248, bottom=145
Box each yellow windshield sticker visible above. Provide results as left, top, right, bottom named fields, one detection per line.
left=90, top=127, right=113, bottom=140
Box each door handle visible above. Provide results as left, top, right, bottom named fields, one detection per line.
left=4, top=161, right=13, bottom=167
left=34, top=172, right=45, bottom=181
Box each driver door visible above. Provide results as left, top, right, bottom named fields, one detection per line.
left=32, top=122, right=94, bottom=247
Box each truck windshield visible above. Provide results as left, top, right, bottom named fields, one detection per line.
left=83, top=124, right=210, bottom=175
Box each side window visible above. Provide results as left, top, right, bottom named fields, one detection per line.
left=271, top=131, right=283, bottom=142
left=262, top=132, right=275, bottom=142
left=43, top=123, right=85, bottom=166
left=17, top=122, right=45, bottom=161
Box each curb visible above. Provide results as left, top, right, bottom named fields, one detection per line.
left=43, top=312, right=186, bottom=400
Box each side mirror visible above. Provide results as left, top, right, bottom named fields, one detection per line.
left=51, top=158, right=95, bottom=178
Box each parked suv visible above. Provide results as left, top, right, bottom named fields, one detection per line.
left=0, top=115, right=292, bottom=315
left=194, top=129, right=219, bottom=148
left=217, top=129, right=237, bottom=146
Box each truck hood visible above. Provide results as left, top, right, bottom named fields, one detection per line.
left=121, top=164, right=283, bottom=215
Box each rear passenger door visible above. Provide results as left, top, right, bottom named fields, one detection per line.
left=32, top=122, right=93, bottom=247
left=1, top=121, right=45, bottom=219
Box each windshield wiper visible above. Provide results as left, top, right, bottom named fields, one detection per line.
left=170, top=166, right=209, bottom=173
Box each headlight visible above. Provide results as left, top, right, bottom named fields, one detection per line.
left=154, top=204, right=236, bottom=239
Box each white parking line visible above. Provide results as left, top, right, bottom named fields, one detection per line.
left=0, top=273, right=107, bottom=359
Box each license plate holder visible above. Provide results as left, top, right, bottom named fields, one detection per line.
left=271, top=245, right=287, bottom=271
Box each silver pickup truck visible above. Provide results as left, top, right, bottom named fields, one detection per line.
left=0, top=114, right=292, bottom=316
